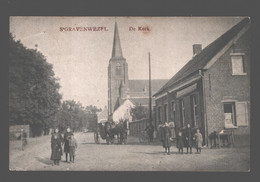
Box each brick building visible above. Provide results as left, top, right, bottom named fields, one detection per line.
left=153, top=18, right=251, bottom=145
left=108, top=22, right=167, bottom=119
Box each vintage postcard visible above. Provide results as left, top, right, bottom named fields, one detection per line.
left=9, top=16, right=250, bottom=171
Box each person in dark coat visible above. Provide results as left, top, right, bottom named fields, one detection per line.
left=209, top=131, right=217, bottom=148
left=176, top=131, right=184, bottom=154
left=64, top=127, right=73, bottom=162
left=184, top=124, right=193, bottom=154
left=50, top=133, right=62, bottom=165
left=145, top=124, right=154, bottom=142
left=162, top=123, right=172, bottom=155
left=51, top=128, right=63, bottom=144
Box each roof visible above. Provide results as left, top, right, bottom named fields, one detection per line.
left=154, top=18, right=250, bottom=97
left=129, top=97, right=149, bottom=106
left=111, top=22, right=124, bottom=59
left=129, top=97, right=156, bottom=107
left=128, top=79, right=168, bottom=98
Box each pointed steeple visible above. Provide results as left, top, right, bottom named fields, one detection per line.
left=111, top=22, right=123, bottom=58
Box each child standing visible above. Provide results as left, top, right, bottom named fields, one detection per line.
left=177, top=131, right=184, bottom=154
left=69, top=134, right=78, bottom=163
left=194, top=128, right=203, bottom=153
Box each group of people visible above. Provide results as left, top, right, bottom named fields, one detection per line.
left=159, top=123, right=203, bottom=155
left=50, top=127, right=78, bottom=165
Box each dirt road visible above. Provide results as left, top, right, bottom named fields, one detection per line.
left=9, top=132, right=250, bottom=171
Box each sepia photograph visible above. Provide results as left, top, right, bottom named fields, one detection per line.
left=9, top=16, right=250, bottom=171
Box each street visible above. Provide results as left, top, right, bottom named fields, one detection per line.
left=9, top=132, right=250, bottom=171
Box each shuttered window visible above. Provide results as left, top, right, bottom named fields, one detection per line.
left=236, top=102, right=248, bottom=126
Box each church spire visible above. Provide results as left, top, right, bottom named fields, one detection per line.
left=111, top=22, right=123, bottom=58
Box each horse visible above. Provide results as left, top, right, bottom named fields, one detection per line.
left=104, top=119, right=128, bottom=144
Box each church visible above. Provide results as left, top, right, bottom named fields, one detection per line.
left=107, top=22, right=167, bottom=122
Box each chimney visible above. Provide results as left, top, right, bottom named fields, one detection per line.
left=193, top=44, right=202, bottom=55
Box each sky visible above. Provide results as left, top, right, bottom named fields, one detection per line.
left=9, top=16, right=245, bottom=109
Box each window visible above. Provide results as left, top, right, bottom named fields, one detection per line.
left=157, top=107, right=161, bottom=123
left=224, top=102, right=237, bottom=126
left=116, top=63, right=121, bottom=75
left=191, top=95, right=198, bottom=127
left=180, top=99, right=185, bottom=127
left=164, top=104, right=168, bottom=122
left=231, top=55, right=246, bottom=75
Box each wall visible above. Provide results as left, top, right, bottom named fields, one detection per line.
left=155, top=79, right=204, bottom=132
left=203, top=28, right=251, bottom=138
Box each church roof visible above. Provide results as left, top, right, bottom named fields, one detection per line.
left=154, top=18, right=250, bottom=97
left=111, top=22, right=124, bottom=58
left=126, top=79, right=168, bottom=106
left=128, top=79, right=168, bottom=98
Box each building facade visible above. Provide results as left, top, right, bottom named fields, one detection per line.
left=154, top=18, right=251, bottom=145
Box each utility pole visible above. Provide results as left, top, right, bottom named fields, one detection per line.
left=148, top=52, right=152, bottom=126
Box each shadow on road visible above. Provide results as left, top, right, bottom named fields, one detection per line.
left=35, top=157, right=53, bottom=166
left=131, top=151, right=181, bottom=155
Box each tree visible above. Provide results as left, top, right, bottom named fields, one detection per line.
left=55, top=100, right=101, bottom=132
left=9, top=34, right=62, bottom=136
left=130, top=105, right=149, bottom=121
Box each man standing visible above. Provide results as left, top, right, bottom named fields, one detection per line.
left=63, top=127, right=73, bottom=162
left=145, top=124, right=154, bottom=142
left=184, top=124, right=193, bottom=154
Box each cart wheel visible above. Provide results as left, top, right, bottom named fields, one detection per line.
left=94, top=132, right=99, bottom=144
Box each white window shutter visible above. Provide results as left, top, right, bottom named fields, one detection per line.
left=231, top=56, right=243, bottom=74
left=236, top=102, right=248, bottom=126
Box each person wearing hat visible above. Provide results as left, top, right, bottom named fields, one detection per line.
left=184, top=123, right=194, bottom=154
left=63, top=127, right=73, bottom=162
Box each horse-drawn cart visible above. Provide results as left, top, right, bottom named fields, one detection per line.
left=94, top=119, right=128, bottom=145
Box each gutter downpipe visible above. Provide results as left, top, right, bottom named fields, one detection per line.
left=200, top=69, right=209, bottom=147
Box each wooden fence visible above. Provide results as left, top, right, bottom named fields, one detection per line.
left=129, top=118, right=149, bottom=137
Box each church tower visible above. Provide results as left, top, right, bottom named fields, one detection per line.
left=108, top=22, right=129, bottom=115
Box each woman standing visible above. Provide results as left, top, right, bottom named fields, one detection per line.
left=194, top=128, right=203, bottom=153
left=50, top=128, right=63, bottom=165
left=162, top=123, right=172, bottom=155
